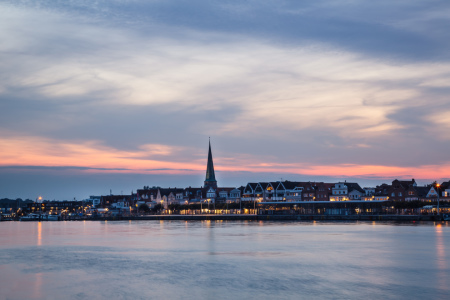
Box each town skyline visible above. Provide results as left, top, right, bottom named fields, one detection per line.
left=1, top=1, right=450, bottom=200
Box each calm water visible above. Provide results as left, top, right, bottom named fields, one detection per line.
left=0, top=220, right=449, bottom=300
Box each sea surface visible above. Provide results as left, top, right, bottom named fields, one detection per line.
left=0, top=220, right=449, bottom=300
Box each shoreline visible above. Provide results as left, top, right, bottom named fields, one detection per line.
left=6, top=214, right=446, bottom=222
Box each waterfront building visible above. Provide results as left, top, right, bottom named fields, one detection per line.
left=277, top=181, right=303, bottom=201
left=387, top=179, right=417, bottom=201
left=330, top=182, right=364, bottom=201
left=27, top=200, right=84, bottom=214
left=159, top=188, right=185, bottom=208
left=137, top=187, right=160, bottom=201
left=227, top=187, right=243, bottom=203
left=440, top=181, right=450, bottom=198
left=243, top=181, right=334, bottom=202
left=347, top=184, right=365, bottom=200
left=243, top=183, right=258, bottom=201
left=363, top=187, right=375, bottom=196
left=216, top=187, right=237, bottom=202
left=183, top=187, right=206, bottom=203
left=100, top=195, right=133, bottom=208
left=274, top=181, right=301, bottom=201
left=314, top=182, right=334, bottom=201
left=254, top=182, right=270, bottom=200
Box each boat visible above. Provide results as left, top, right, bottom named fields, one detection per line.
left=45, top=214, right=60, bottom=221
left=20, top=213, right=40, bottom=221
left=443, top=214, right=450, bottom=221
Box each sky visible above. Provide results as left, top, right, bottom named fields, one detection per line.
left=1, top=0, right=450, bottom=200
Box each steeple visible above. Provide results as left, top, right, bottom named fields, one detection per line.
left=204, top=138, right=217, bottom=189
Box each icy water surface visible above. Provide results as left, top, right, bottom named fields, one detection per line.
left=1, top=220, right=449, bottom=300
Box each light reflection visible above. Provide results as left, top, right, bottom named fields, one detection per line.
left=204, top=220, right=211, bottom=228
left=37, top=222, right=42, bottom=246
left=435, top=223, right=447, bottom=290
left=33, top=272, right=43, bottom=299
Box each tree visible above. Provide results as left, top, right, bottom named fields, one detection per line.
left=152, top=204, right=162, bottom=213
left=138, top=203, right=150, bottom=213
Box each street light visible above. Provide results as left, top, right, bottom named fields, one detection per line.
left=436, top=183, right=440, bottom=218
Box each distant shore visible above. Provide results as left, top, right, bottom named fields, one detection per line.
left=7, top=214, right=447, bottom=222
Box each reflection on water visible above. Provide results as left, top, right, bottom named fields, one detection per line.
left=0, top=221, right=449, bottom=300
left=33, top=272, right=42, bottom=299
left=37, top=222, right=42, bottom=247
left=435, top=223, right=447, bottom=291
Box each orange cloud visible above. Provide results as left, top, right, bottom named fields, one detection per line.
left=0, top=135, right=447, bottom=180
left=0, top=136, right=200, bottom=173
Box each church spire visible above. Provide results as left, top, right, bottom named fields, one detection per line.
left=204, top=138, right=217, bottom=189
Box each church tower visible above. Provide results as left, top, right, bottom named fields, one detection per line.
left=204, top=139, right=218, bottom=189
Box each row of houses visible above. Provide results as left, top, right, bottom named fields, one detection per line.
left=90, top=179, right=450, bottom=210
left=244, top=179, right=450, bottom=202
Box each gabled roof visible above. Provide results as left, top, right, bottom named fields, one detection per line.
left=276, top=181, right=300, bottom=190
left=322, top=183, right=335, bottom=190
left=184, top=187, right=203, bottom=195
left=217, top=187, right=235, bottom=193
left=344, top=182, right=364, bottom=193
left=184, top=187, right=208, bottom=199
left=269, top=182, right=279, bottom=187
left=393, top=179, right=416, bottom=189
left=282, top=181, right=300, bottom=190
left=414, top=186, right=430, bottom=198
left=159, top=188, right=184, bottom=196
left=244, top=183, right=258, bottom=192
left=137, top=188, right=159, bottom=194
left=258, top=182, right=270, bottom=189
left=439, top=181, right=450, bottom=190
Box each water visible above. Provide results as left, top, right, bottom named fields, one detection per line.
left=0, top=221, right=449, bottom=300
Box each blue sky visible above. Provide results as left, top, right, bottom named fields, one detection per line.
left=1, top=0, right=449, bottom=200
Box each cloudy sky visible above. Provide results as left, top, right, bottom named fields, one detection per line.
left=1, top=0, right=450, bottom=200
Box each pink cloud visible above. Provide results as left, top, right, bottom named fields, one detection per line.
left=0, top=136, right=446, bottom=180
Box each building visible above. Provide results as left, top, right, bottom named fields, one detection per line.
left=387, top=179, right=417, bottom=201
left=27, top=201, right=84, bottom=214
left=204, top=139, right=217, bottom=189
left=243, top=183, right=258, bottom=201
left=191, top=140, right=241, bottom=204
left=100, top=195, right=132, bottom=208
left=330, top=182, right=364, bottom=201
